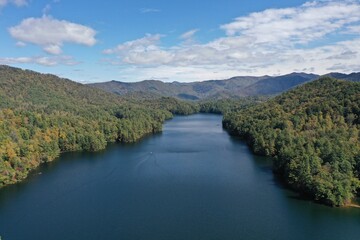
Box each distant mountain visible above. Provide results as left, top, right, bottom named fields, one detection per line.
left=90, top=72, right=360, bottom=100
left=239, top=73, right=319, bottom=96
left=89, top=75, right=266, bottom=100
left=325, top=72, right=360, bottom=82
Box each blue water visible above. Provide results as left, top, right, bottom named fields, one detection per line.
left=0, top=114, right=359, bottom=240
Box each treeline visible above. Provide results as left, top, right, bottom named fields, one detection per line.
left=223, top=77, right=360, bottom=206
left=133, top=96, right=200, bottom=115
left=0, top=66, right=189, bottom=187
left=199, top=97, right=268, bottom=114
left=6, top=64, right=359, bottom=208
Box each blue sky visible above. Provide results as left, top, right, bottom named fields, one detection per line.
left=0, top=0, right=359, bottom=83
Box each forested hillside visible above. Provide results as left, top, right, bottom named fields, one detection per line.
left=0, top=65, right=193, bottom=188
left=2, top=65, right=360, bottom=207
left=199, top=97, right=268, bottom=114
left=223, top=77, right=360, bottom=206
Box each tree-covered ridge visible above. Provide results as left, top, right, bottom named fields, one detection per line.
left=0, top=65, right=193, bottom=188
left=129, top=96, right=200, bottom=115
left=223, top=77, right=360, bottom=206
left=199, top=97, right=268, bottom=114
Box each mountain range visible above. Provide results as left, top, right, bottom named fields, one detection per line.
left=89, top=72, right=360, bottom=100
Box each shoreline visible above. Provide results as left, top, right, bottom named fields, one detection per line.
left=0, top=122, right=167, bottom=190
left=347, top=203, right=360, bottom=208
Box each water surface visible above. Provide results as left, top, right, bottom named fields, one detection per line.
left=0, top=114, right=359, bottom=240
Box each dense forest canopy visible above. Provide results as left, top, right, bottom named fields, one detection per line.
left=0, top=65, right=195, bottom=188
left=199, top=97, right=268, bottom=114
left=2, top=65, right=360, bottom=208
left=223, top=77, right=360, bottom=206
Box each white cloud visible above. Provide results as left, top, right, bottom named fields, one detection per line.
left=15, top=41, right=26, bottom=47
left=102, top=34, right=174, bottom=65
left=114, top=64, right=256, bottom=83
left=0, top=0, right=28, bottom=7
left=9, top=15, right=97, bottom=55
left=118, top=37, right=360, bottom=82
left=220, top=1, right=360, bottom=45
left=0, top=55, right=80, bottom=66
left=103, top=1, right=360, bottom=82
left=103, top=34, right=163, bottom=54
left=180, top=29, right=199, bottom=40
left=345, top=25, right=360, bottom=34
left=43, top=44, right=62, bottom=55
left=13, top=0, right=27, bottom=6
left=42, top=4, right=51, bottom=15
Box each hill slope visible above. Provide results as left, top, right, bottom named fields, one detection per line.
left=0, top=65, right=197, bottom=188
left=223, top=77, right=360, bottom=206
left=240, top=72, right=319, bottom=95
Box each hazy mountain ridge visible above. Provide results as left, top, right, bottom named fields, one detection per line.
left=325, top=72, right=360, bottom=82
left=89, top=75, right=268, bottom=100
left=90, top=72, right=360, bottom=100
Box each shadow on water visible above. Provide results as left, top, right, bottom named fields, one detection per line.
left=227, top=132, right=352, bottom=209
left=1, top=114, right=360, bottom=240
left=5, top=130, right=163, bottom=182
left=0, top=145, right=114, bottom=208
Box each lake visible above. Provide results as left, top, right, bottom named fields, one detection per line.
left=0, top=114, right=359, bottom=240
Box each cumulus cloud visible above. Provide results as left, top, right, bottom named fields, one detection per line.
left=43, top=44, right=62, bottom=55
left=103, top=34, right=163, bottom=54
left=345, top=25, right=360, bottom=34
left=102, top=34, right=174, bottom=65
left=9, top=15, right=97, bottom=55
left=220, top=1, right=360, bottom=45
left=0, top=55, right=80, bottom=66
left=0, top=0, right=28, bottom=7
left=103, top=1, right=360, bottom=81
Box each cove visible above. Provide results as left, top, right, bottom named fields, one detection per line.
left=0, top=114, right=359, bottom=240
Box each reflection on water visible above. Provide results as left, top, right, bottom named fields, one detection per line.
left=0, top=114, right=359, bottom=240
